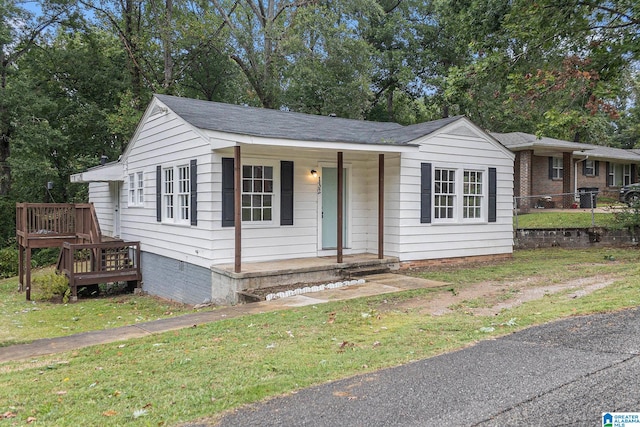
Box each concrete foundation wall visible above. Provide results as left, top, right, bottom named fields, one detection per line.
left=141, top=252, right=212, bottom=305
left=514, top=228, right=639, bottom=249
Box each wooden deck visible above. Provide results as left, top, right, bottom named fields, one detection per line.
left=58, top=241, right=141, bottom=300
left=16, top=203, right=141, bottom=301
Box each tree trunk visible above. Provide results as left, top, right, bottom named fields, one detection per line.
left=0, top=61, right=11, bottom=196
left=162, top=0, right=174, bottom=90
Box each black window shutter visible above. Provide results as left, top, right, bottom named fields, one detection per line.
left=190, top=159, right=197, bottom=226
left=633, top=164, right=637, bottom=184
left=548, top=157, right=553, bottom=179
left=595, top=160, right=599, bottom=176
left=488, top=167, right=497, bottom=223
left=420, top=163, right=432, bottom=224
left=280, top=161, right=294, bottom=226
left=156, top=165, right=162, bottom=222
left=582, top=160, right=587, bottom=176
left=606, top=162, right=611, bottom=186
left=222, top=157, right=235, bottom=227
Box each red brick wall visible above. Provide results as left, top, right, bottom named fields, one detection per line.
left=531, top=155, right=565, bottom=198
left=531, top=156, right=615, bottom=200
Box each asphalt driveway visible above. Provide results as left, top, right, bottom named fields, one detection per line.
left=210, top=307, right=640, bottom=426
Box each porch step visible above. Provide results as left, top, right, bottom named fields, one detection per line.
left=236, top=290, right=262, bottom=303
left=341, top=264, right=390, bottom=278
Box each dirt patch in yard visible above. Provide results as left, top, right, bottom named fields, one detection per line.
left=377, top=274, right=618, bottom=317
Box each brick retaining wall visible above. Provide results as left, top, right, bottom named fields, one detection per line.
left=514, top=228, right=639, bottom=249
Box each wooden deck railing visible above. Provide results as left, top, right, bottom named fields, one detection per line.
left=58, top=241, right=141, bottom=301
left=16, top=203, right=102, bottom=248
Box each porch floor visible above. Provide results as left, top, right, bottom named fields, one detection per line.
left=211, top=253, right=398, bottom=277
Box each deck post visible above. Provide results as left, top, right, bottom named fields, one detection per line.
left=378, top=154, right=384, bottom=259
left=18, top=245, right=24, bottom=292
left=25, top=248, right=32, bottom=301
left=337, top=151, right=343, bottom=264
left=234, top=145, right=242, bottom=273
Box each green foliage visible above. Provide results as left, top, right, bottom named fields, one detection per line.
left=0, top=197, right=16, bottom=244
left=611, top=204, right=640, bottom=231
left=31, top=273, right=70, bottom=302
left=32, top=248, right=61, bottom=268
left=0, top=246, right=18, bottom=278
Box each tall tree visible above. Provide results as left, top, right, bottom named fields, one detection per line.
left=281, top=0, right=379, bottom=118
left=211, top=0, right=318, bottom=108
left=0, top=0, right=69, bottom=196
left=364, top=0, right=441, bottom=123
left=9, top=28, right=130, bottom=205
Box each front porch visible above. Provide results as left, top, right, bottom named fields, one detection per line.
left=211, top=253, right=400, bottom=303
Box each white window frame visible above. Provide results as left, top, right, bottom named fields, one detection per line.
left=178, top=165, right=190, bottom=222
left=241, top=163, right=275, bottom=224
left=552, top=157, right=563, bottom=180
left=136, top=171, right=144, bottom=204
left=432, top=165, right=487, bottom=224
left=607, top=164, right=616, bottom=187
left=463, top=170, right=483, bottom=219
left=434, top=168, right=456, bottom=221
left=584, top=160, right=595, bottom=176
left=128, top=172, right=144, bottom=207
left=623, top=164, right=632, bottom=186
left=162, top=164, right=190, bottom=224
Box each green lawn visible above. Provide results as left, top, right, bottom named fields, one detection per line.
left=1, top=248, right=639, bottom=426
left=0, top=268, right=193, bottom=347
left=514, top=210, right=619, bottom=228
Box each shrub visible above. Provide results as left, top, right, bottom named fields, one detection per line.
left=0, top=247, right=19, bottom=278
left=32, top=273, right=70, bottom=303
left=611, top=204, right=640, bottom=232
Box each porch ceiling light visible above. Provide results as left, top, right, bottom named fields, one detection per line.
left=310, top=169, right=318, bottom=178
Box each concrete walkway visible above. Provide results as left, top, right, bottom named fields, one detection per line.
left=0, top=273, right=444, bottom=363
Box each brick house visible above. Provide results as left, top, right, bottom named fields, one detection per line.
left=492, top=132, right=640, bottom=211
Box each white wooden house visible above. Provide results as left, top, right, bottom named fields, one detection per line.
left=72, top=95, right=515, bottom=304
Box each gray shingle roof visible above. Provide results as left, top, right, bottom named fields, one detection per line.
left=155, top=94, right=462, bottom=145
left=491, top=131, right=640, bottom=162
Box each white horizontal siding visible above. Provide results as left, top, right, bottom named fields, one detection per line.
left=394, top=125, right=514, bottom=262
left=117, top=110, right=216, bottom=269
left=89, top=182, right=113, bottom=237
left=210, top=150, right=384, bottom=264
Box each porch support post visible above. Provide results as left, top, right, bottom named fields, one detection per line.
left=337, top=151, right=343, bottom=264
left=378, top=154, right=384, bottom=259
left=234, top=145, right=242, bottom=273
